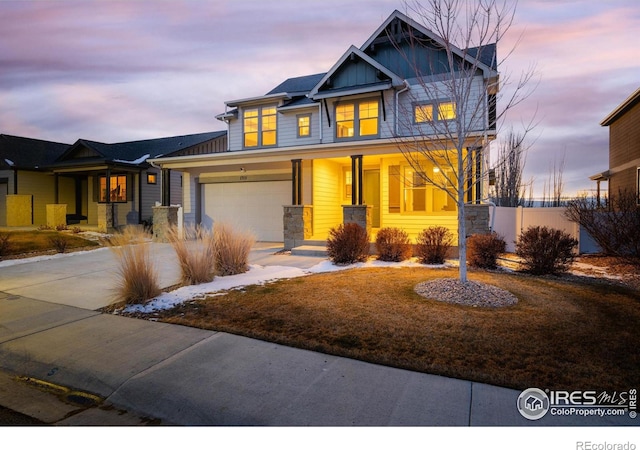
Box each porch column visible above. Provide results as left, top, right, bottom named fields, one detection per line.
left=291, top=159, right=302, bottom=205
left=351, top=155, right=363, bottom=205
left=105, top=168, right=111, bottom=204
left=54, top=173, right=59, bottom=204
left=162, top=168, right=171, bottom=206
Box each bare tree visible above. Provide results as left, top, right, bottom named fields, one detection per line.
left=541, top=152, right=566, bottom=207
left=491, top=128, right=530, bottom=206
left=390, top=0, right=536, bottom=282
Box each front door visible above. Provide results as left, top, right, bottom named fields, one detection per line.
left=363, top=169, right=380, bottom=228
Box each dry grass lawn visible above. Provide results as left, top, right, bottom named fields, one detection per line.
left=0, top=230, right=100, bottom=257
left=152, top=266, right=640, bottom=392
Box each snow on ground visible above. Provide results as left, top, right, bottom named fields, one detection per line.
left=123, top=257, right=456, bottom=314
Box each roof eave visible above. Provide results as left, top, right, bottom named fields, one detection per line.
left=600, top=87, right=640, bottom=126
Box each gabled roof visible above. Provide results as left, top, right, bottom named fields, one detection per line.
left=308, top=45, right=404, bottom=99
left=0, top=134, right=70, bottom=170
left=601, top=87, right=640, bottom=126
left=51, top=131, right=226, bottom=169
left=360, top=10, right=497, bottom=77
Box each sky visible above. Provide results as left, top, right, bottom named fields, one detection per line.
left=0, top=0, right=638, bottom=198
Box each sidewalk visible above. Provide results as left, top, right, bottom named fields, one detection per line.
left=0, top=244, right=634, bottom=426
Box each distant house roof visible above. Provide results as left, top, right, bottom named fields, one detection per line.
left=0, top=134, right=70, bottom=170
left=51, top=131, right=225, bottom=170
left=600, top=87, right=640, bottom=126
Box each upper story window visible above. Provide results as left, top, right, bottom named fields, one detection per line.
left=99, top=174, right=127, bottom=203
left=297, top=114, right=311, bottom=138
left=414, top=101, right=457, bottom=123
left=336, top=99, right=379, bottom=140
left=243, top=106, right=277, bottom=148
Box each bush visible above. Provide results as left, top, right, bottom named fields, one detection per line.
left=108, top=226, right=161, bottom=304
left=167, top=225, right=216, bottom=285
left=467, top=232, right=506, bottom=269
left=565, top=189, right=640, bottom=259
left=0, top=232, right=11, bottom=257
left=416, top=226, right=453, bottom=264
left=214, top=222, right=255, bottom=276
left=55, top=224, right=68, bottom=231
left=326, top=223, right=370, bottom=265
left=375, top=227, right=412, bottom=262
left=48, top=234, right=69, bottom=253
left=515, top=226, right=578, bottom=275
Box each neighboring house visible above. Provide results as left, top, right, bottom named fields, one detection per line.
left=591, top=87, right=640, bottom=204
left=0, top=131, right=227, bottom=228
left=150, top=10, right=498, bottom=246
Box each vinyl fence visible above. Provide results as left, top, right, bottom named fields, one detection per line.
left=490, top=206, right=600, bottom=254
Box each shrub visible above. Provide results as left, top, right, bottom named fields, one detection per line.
left=48, top=234, right=69, bottom=253
left=375, top=227, right=412, bottom=262
left=71, top=227, right=82, bottom=234
left=326, top=223, right=370, bottom=265
left=55, top=224, right=68, bottom=231
left=515, top=226, right=578, bottom=275
left=108, top=226, right=161, bottom=304
left=0, top=232, right=11, bottom=257
left=467, top=232, right=506, bottom=269
left=416, top=226, right=453, bottom=265
left=214, top=222, right=255, bottom=276
left=167, top=225, right=216, bottom=285
left=565, top=189, right=640, bottom=259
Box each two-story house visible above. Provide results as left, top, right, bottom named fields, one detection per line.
left=151, top=10, right=498, bottom=248
left=592, top=87, right=640, bottom=205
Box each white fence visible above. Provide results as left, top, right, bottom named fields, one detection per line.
left=490, top=206, right=600, bottom=254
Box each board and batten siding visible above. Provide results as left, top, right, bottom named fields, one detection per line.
left=312, top=159, right=342, bottom=239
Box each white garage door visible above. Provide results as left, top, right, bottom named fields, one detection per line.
left=202, top=181, right=290, bottom=242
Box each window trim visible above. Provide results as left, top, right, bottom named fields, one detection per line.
left=296, top=113, right=312, bottom=138
left=146, top=172, right=157, bottom=185
left=334, top=98, right=380, bottom=141
left=243, top=105, right=278, bottom=149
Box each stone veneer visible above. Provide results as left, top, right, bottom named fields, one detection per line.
left=97, top=203, right=116, bottom=233
left=46, top=204, right=67, bottom=228
left=342, top=205, right=373, bottom=234
left=152, top=205, right=180, bottom=243
left=283, top=205, right=313, bottom=250
left=464, top=204, right=490, bottom=236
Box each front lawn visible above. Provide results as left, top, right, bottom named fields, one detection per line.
left=0, top=230, right=100, bottom=257
left=151, top=267, right=639, bottom=392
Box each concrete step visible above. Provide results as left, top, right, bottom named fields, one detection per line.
left=290, top=245, right=328, bottom=257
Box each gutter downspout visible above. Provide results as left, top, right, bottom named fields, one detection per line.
left=395, top=80, right=410, bottom=136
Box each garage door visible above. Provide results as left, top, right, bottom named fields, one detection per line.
left=202, top=181, right=290, bottom=242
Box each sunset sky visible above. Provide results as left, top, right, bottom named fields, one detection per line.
left=1, top=0, right=638, bottom=197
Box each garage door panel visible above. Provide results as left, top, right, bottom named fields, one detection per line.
left=202, top=181, right=290, bottom=242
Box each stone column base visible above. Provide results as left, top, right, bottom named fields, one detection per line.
left=97, top=204, right=116, bottom=233
left=283, top=205, right=313, bottom=250
left=152, top=206, right=180, bottom=242
left=46, top=204, right=67, bottom=228
left=343, top=204, right=373, bottom=234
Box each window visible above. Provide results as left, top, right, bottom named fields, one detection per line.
left=146, top=172, right=157, bottom=184
left=99, top=175, right=127, bottom=203
left=297, top=114, right=311, bottom=138
left=414, top=101, right=456, bottom=123
left=387, top=164, right=456, bottom=214
left=344, top=170, right=352, bottom=200
left=243, top=106, right=277, bottom=148
left=335, top=99, right=379, bottom=139
left=438, top=102, right=456, bottom=120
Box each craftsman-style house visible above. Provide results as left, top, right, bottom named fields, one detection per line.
left=151, top=10, right=498, bottom=248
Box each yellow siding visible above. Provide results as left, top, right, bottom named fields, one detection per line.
left=312, top=159, right=342, bottom=238
left=17, top=171, right=55, bottom=225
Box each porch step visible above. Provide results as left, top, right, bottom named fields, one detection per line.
left=290, top=245, right=328, bottom=257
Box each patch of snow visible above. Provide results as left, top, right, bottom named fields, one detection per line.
left=113, top=154, right=150, bottom=165
left=0, top=247, right=109, bottom=268
left=4, top=159, right=14, bottom=166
